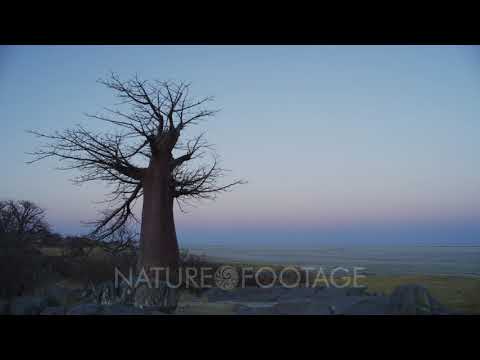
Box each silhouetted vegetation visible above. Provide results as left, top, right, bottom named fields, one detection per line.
left=29, top=74, right=244, bottom=269
left=1, top=199, right=479, bottom=315
left=0, top=199, right=138, bottom=298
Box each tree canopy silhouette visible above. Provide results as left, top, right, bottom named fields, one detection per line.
left=0, top=200, right=50, bottom=244
left=29, top=73, right=244, bottom=269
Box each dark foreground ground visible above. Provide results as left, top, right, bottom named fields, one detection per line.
left=1, top=246, right=479, bottom=315
left=0, top=281, right=467, bottom=315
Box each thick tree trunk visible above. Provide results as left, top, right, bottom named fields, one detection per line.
left=138, top=155, right=179, bottom=271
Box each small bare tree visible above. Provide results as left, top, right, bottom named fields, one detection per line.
left=0, top=200, right=50, bottom=246
left=29, top=73, right=244, bottom=270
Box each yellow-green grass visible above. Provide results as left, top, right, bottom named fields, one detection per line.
left=355, top=275, right=480, bottom=314
left=204, top=258, right=480, bottom=314
left=38, top=247, right=480, bottom=314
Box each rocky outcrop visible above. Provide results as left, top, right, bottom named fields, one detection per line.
left=205, top=285, right=370, bottom=304
left=3, top=282, right=452, bottom=315
left=343, top=296, right=391, bottom=315
left=67, top=303, right=104, bottom=315
left=235, top=304, right=278, bottom=315
left=134, top=282, right=178, bottom=314
left=66, top=303, right=159, bottom=315
left=204, top=286, right=289, bottom=302
left=82, top=279, right=179, bottom=313
left=98, top=304, right=147, bottom=315
left=91, top=281, right=135, bottom=305
left=227, top=284, right=450, bottom=315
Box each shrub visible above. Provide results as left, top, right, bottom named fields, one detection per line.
left=0, top=232, right=51, bottom=299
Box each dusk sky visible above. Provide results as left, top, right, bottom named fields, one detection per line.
left=1, top=45, right=479, bottom=246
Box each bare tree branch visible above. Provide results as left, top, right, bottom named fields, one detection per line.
left=28, top=73, right=244, bottom=249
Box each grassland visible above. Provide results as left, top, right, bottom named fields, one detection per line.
left=357, top=274, right=480, bottom=314
left=38, top=246, right=480, bottom=314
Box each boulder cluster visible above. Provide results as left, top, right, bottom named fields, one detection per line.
left=0, top=280, right=178, bottom=315
left=0, top=282, right=453, bottom=315
left=203, top=284, right=452, bottom=315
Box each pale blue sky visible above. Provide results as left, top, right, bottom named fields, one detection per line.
left=1, top=45, right=479, bottom=245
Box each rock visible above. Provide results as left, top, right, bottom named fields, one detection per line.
left=176, top=302, right=237, bottom=315
left=273, top=293, right=372, bottom=315
left=274, top=300, right=331, bottom=315
left=237, top=287, right=287, bottom=302
left=203, top=285, right=373, bottom=314
left=100, top=304, right=146, bottom=315
left=36, top=285, right=72, bottom=306
left=90, top=280, right=136, bottom=305
left=276, top=287, right=322, bottom=302
left=67, top=302, right=149, bottom=315
left=388, top=284, right=449, bottom=315
left=9, top=296, right=50, bottom=315
left=276, top=285, right=367, bottom=301
left=79, top=278, right=177, bottom=313
left=274, top=300, right=309, bottom=315
left=77, top=287, right=95, bottom=302
left=134, top=282, right=178, bottom=314
left=203, top=287, right=232, bottom=302
left=67, top=303, right=104, bottom=315
left=116, top=281, right=137, bottom=305
left=178, top=291, right=203, bottom=304
left=149, top=311, right=168, bottom=315
left=205, top=286, right=288, bottom=302
left=41, top=306, right=67, bottom=315
left=92, top=281, right=117, bottom=305
left=346, top=286, right=368, bottom=296
left=312, top=286, right=359, bottom=298
left=235, top=304, right=278, bottom=315
left=344, top=296, right=391, bottom=315
left=321, top=296, right=370, bottom=314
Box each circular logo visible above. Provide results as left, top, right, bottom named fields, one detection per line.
left=214, top=265, right=239, bottom=290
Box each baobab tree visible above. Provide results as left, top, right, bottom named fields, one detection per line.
left=29, top=74, right=243, bottom=270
